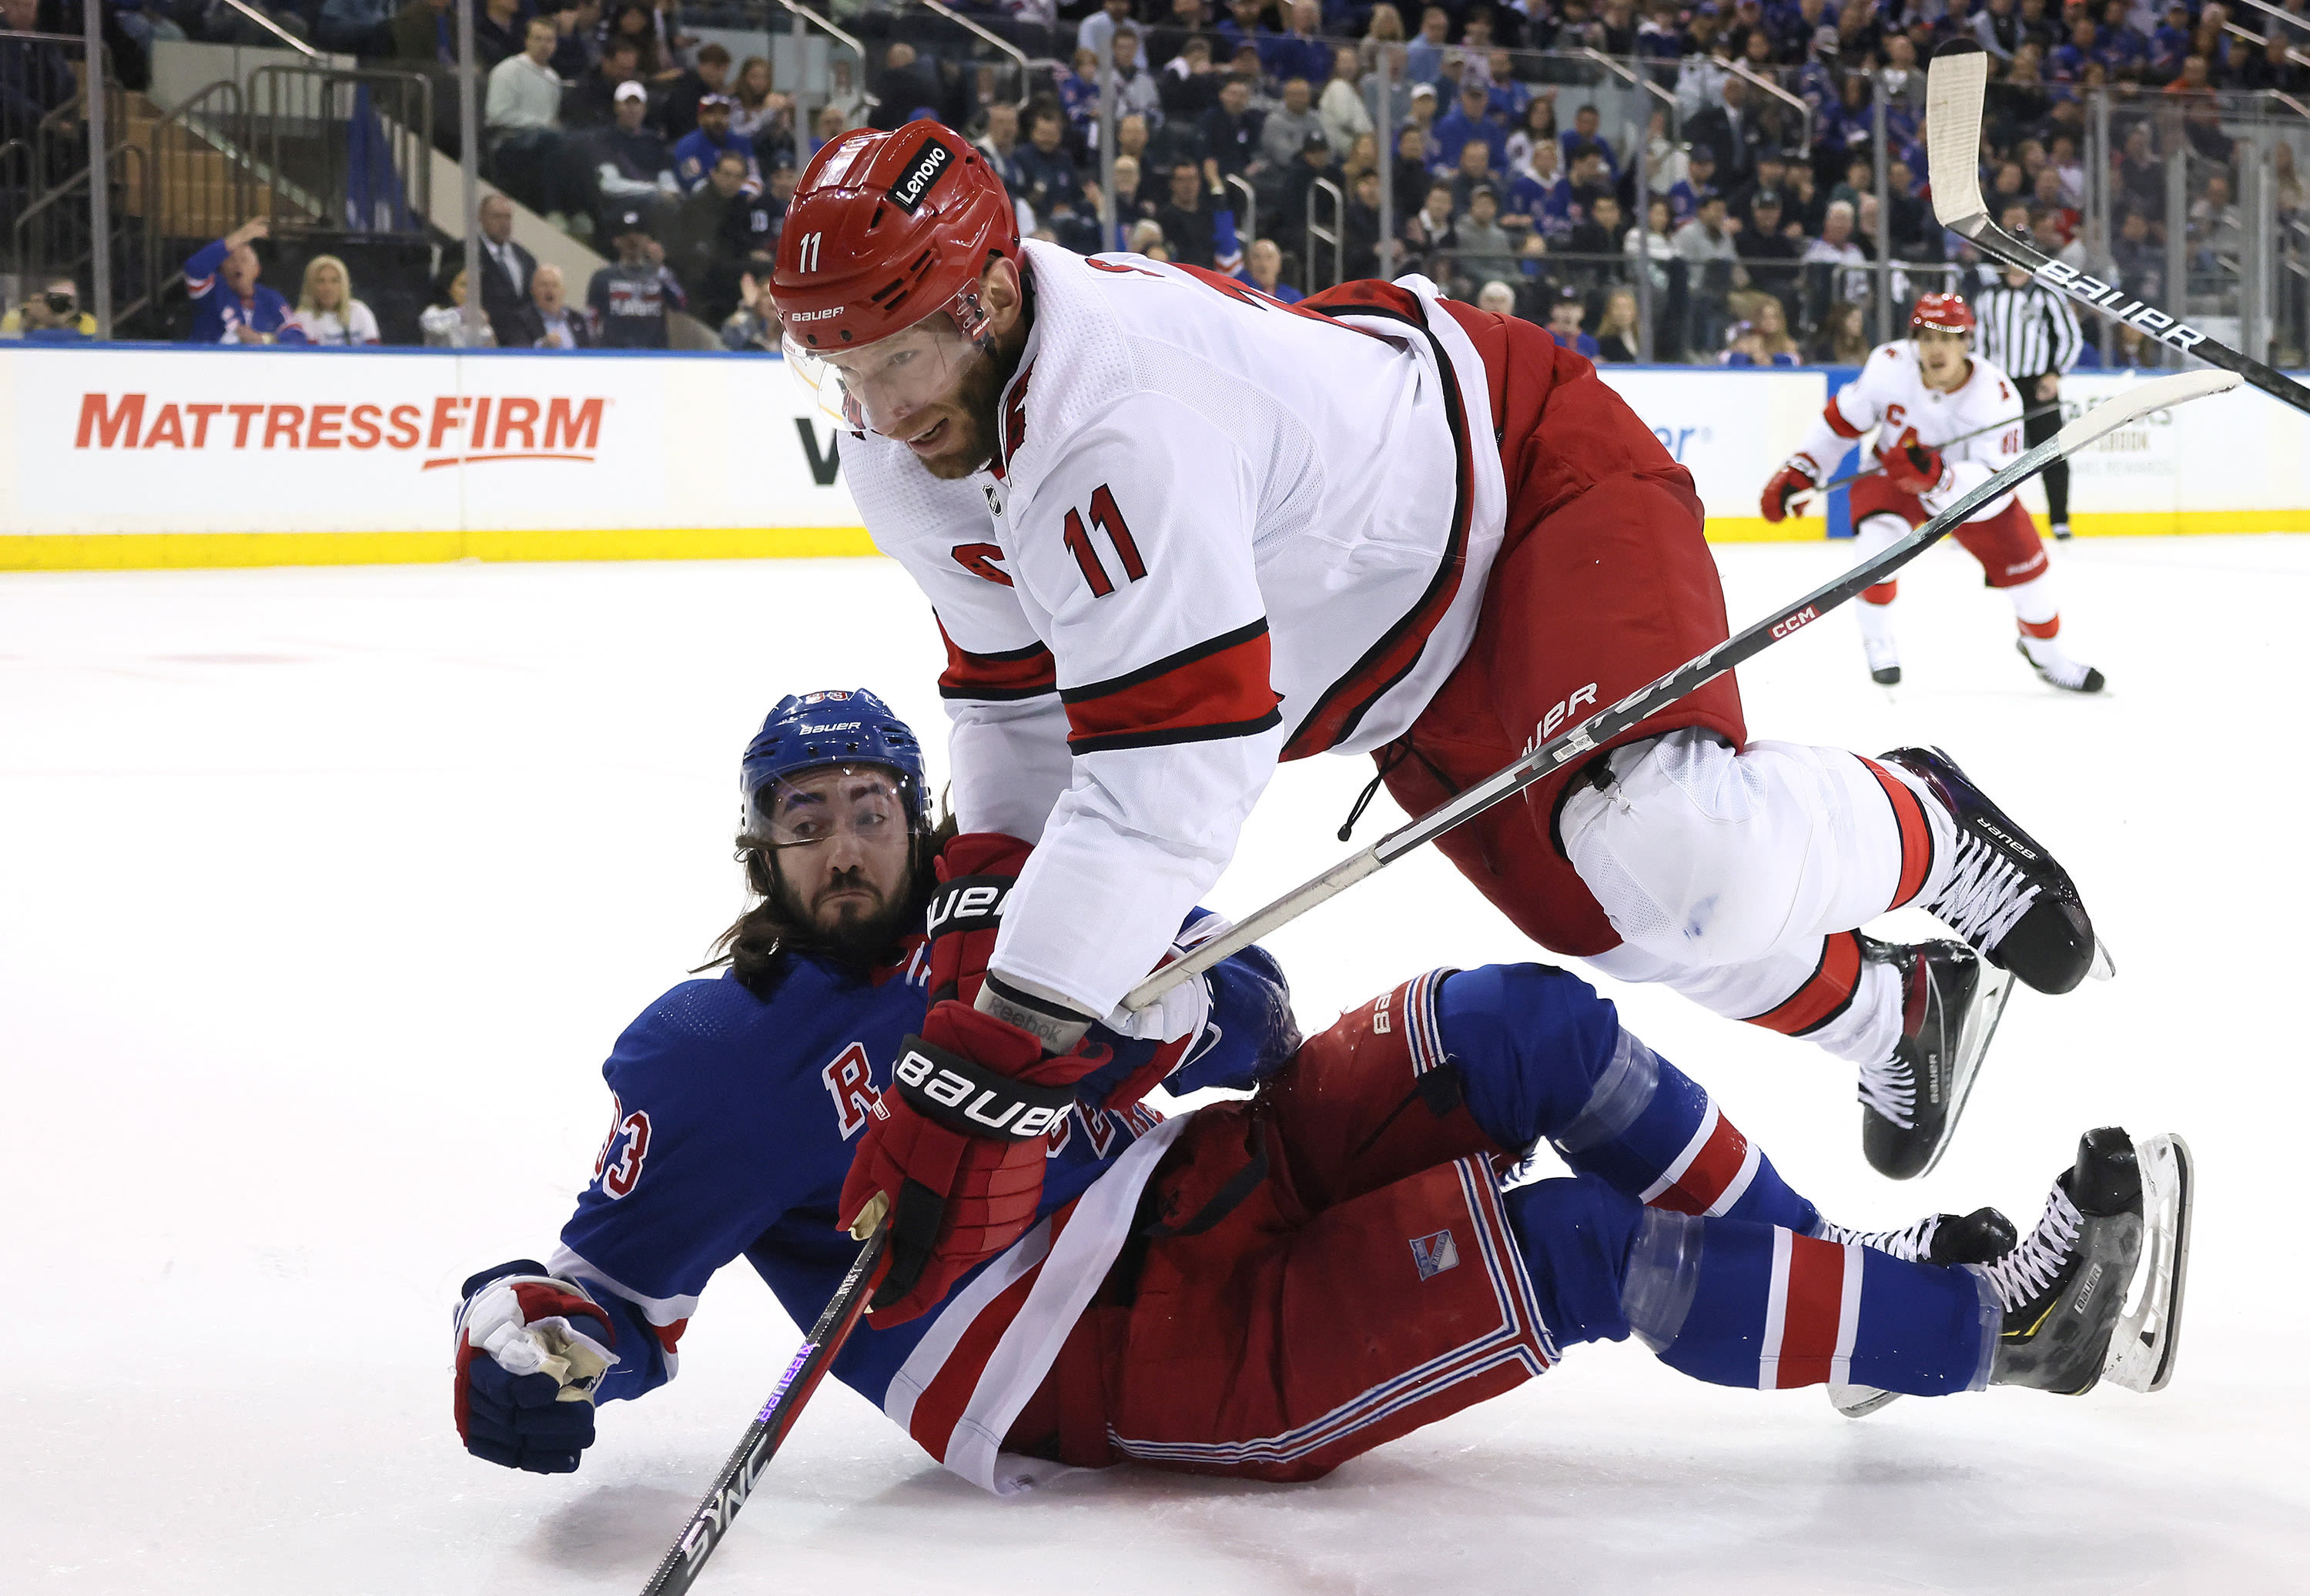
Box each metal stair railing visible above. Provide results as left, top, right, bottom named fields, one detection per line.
left=768, top=0, right=879, bottom=169
left=246, top=62, right=434, bottom=233
left=1307, top=174, right=1344, bottom=291
left=10, top=139, right=142, bottom=307
left=912, top=0, right=1045, bottom=109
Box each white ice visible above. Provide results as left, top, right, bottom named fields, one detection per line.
left=4, top=536, right=2306, bottom=1596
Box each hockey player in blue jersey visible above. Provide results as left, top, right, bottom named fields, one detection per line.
left=454, top=690, right=2192, bottom=1496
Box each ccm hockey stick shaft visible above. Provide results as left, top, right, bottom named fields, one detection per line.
left=1788, top=402, right=2057, bottom=510
left=1927, top=38, right=2310, bottom=417
left=638, top=1216, right=892, bottom=1595
left=1123, top=366, right=2238, bottom=1013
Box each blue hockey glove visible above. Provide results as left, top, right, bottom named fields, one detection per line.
left=453, top=1260, right=618, bottom=1474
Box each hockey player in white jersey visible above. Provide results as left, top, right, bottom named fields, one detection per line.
left=1759, top=293, right=2106, bottom=694
left=768, top=123, right=2111, bottom=1321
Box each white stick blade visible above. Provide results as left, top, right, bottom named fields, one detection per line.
left=1926, top=46, right=1990, bottom=227
left=2051, top=370, right=2239, bottom=457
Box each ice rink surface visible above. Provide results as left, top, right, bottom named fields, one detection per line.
left=5, top=534, right=2308, bottom=1596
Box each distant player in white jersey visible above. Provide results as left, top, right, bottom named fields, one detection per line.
left=1759, top=293, right=2105, bottom=694
left=767, top=124, right=2112, bottom=1324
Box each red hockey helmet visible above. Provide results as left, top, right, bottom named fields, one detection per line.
left=771, top=120, right=1020, bottom=431
left=1910, top=292, right=1977, bottom=338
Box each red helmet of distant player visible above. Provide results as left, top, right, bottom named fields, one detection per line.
left=770, top=120, right=1020, bottom=434
left=1910, top=292, right=1977, bottom=339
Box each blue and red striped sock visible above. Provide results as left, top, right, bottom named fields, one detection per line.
left=1625, top=1211, right=1997, bottom=1395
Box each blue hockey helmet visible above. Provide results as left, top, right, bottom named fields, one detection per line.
left=739, top=688, right=931, bottom=841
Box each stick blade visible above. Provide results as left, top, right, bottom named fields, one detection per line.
left=2051, top=369, right=2239, bottom=458
left=1927, top=38, right=1991, bottom=231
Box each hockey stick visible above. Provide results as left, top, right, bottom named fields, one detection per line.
left=1122, top=366, right=2237, bottom=1013
left=1786, top=402, right=2058, bottom=512
left=1926, top=38, right=2310, bottom=417
left=638, top=1216, right=892, bottom=1595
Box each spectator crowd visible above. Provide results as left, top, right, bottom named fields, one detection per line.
left=8, top=0, right=2302, bottom=363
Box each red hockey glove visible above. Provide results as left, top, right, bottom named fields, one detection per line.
left=839, top=1000, right=1107, bottom=1324
left=1880, top=427, right=1951, bottom=496
left=1760, top=454, right=1824, bottom=522
left=925, top=832, right=1034, bottom=1007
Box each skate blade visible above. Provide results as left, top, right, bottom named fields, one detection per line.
left=1829, top=1381, right=1903, bottom=1418
left=1916, top=958, right=2016, bottom=1179
left=2103, top=1133, right=2193, bottom=1393
left=2088, top=935, right=2117, bottom=982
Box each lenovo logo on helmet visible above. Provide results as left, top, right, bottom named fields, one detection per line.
left=887, top=140, right=955, bottom=215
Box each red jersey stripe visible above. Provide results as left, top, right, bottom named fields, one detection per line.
left=1823, top=396, right=1866, bottom=439
left=1773, top=1235, right=1850, bottom=1388
left=1860, top=757, right=1935, bottom=910
left=1743, top=929, right=1864, bottom=1036
left=937, top=616, right=1057, bottom=701
left=1061, top=619, right=1282, bottom=754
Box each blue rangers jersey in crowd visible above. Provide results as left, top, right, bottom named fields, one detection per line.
left=182, top=237, right=301, bottom=344
left=547, top=915, right=1297, bottom=1494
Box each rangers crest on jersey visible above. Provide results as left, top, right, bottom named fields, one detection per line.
left=1410, top=1228, right=1461, bottom=1280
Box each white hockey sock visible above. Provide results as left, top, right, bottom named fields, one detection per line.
left=2005, top=571, right=2060, bottom=631
left=1856, top=595, right=1900, bottom=667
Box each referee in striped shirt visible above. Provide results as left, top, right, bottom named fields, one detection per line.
left=1974, top=241, right=2087, bottom=538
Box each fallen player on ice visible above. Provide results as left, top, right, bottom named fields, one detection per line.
left=454, top=690, right=2191, bottom=1496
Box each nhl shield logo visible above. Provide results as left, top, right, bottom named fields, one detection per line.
left=1409, top=1229, right=1460, bottom=1280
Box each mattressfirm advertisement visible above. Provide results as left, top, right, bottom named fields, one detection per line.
left=2, top=346, right=2299, bottom=569
left=0, top=344, right=869, bottom=564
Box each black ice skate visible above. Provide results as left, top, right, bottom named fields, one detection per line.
left=1864, top=638, right=1902, bottom=688
left=2015, top=637, right=2107, bottom=694
left=1878, top=746, right=2112, bottom=995
left=1822, top=1206, right=2017, bottom=1417
left=1984, top=1126, right=2188, bottom=1396
left=1856, top=938, right=2015, bottom=1181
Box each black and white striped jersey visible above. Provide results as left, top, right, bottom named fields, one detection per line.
left=1971, top=278, right=2085, bottom=380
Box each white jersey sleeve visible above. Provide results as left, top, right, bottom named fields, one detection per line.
left=1789, top=342, right=1903, bottom=475
left=845, top=439, right=1073, bottom=843
left=989, top=393, right=1285, bottom=1017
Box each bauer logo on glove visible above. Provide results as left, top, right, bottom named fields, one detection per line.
left=892, top=1036, right=1077, bottom=1139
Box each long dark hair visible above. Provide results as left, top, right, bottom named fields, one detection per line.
left=701, top=809, right=958, bottom=998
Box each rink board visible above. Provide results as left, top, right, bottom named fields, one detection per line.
left=2, top=343, right=2304, bottom=569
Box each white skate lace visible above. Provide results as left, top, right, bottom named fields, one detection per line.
left=1980, top=1183, right=2084, bottom=1312
left=1856, top=1051, right=1915, bottom=1129
left=1814, top=1213, right=1940, bottom=1263
left=1927, top=831, right=2040, bottom=952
